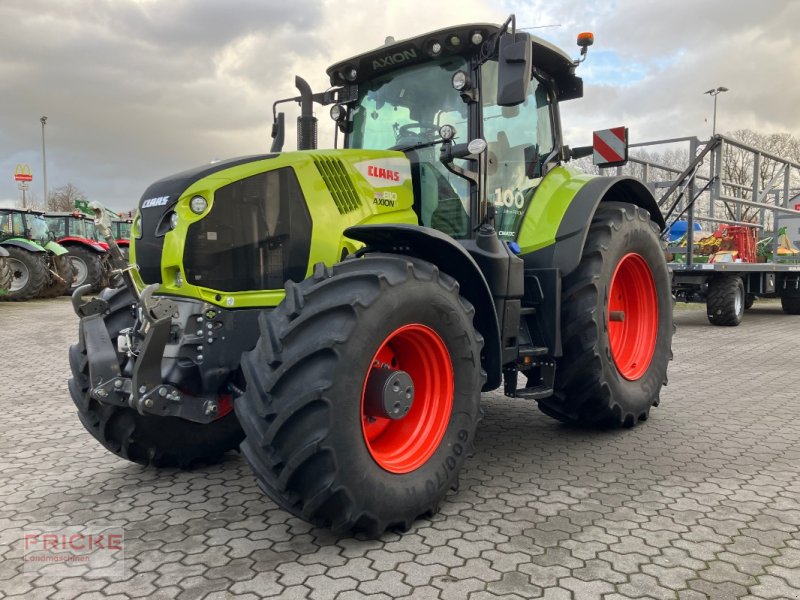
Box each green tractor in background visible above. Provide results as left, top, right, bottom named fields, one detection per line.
left=70, top=17, right=673, bottom=536
left=0, top=208, right=72, bottom=300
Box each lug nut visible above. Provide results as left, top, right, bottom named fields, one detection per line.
left=114, top=380, right=122, bottom=389
left=144, top=398, right=154, bottom=408
left=138, top=385, right=147, bottom=394
left=158, top=388, right=167, bottom=397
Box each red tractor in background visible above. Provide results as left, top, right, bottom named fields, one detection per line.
left=44, top=211, right=109, bottom=293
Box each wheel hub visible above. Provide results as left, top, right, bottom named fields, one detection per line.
left=7, top=258, right=28, bottom=292
left=364, top=368, right=414, bottom=420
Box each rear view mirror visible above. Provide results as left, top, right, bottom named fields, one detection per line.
left=497, top=32, right=532, bottom=107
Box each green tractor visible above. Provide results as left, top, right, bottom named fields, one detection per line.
left=70, top=17, right=672, bottom=535
left=0, top=208, right=72, bottom=300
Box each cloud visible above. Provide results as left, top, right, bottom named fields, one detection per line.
left=0, top=0, right=798, bottom=211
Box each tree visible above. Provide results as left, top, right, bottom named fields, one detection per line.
left=47, top=183, right=86, bottom=212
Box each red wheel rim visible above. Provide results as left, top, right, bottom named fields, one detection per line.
left=608, top=253, right=658, bottom=380
left=361, top=324, right=454, bottom=473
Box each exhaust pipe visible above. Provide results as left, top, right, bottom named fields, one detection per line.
left=295, top=76, right=317, bottom=150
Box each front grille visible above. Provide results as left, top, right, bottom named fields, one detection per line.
left=183, top=168, right=312, bottom=292
left=313, top=156, right=360, bottom=214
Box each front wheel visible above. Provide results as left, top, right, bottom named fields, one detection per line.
left=237, top=256, right=483, bottom=536
left=538, top=202, right=673, bottom=427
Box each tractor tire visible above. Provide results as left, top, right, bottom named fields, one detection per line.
left=40, top=255, right=74, bottom=298
left=67, top=246, right=105, bottom=293
left=538, top=202, right=673, bottom=428
left=0, top=255, right=12, bottom=298
left=781, top=294, right=800, bottom=315
left=68, top=286, right=244, bottom=468
left=744, top=293, right=755, bottom=310
left=237, top=256, right=483, bottom=536
left=1, top=247, right=48, bottom=301
left=706, top=275, right=744, bottom=326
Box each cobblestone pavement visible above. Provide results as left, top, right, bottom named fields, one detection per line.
left=1, top=297, right=799, bottom=600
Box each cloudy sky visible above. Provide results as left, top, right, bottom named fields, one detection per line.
left=1, top=0, right=798, bottom=211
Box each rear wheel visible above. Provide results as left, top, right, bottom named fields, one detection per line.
left=538, top=202, right=673, bottom=427
left=40, top=254, right=74, bottom=298
left=706, top=275, right=744, bottom=326
left=237, top=256, right=483, bottom=536
left=1, top=247, right=48, bottom=301
left=68, top=286, right=244, bottom=468
left=68, top=246, right=105, bottom=293
left=0, top=255, right=12, bottom=297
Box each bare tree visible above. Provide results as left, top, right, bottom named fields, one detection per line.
left=719, top=130, right=800, bottom=224
left=47, top=183, right=86, bottom=212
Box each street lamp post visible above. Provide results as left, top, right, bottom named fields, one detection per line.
left=40, top=116, right=48, bottom=207
left=704, top=86, right=729, bottom=136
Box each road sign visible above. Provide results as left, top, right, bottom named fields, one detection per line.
left=14, top=164, right=32, bottom=182
left=593, top=127, right=628, bottom=167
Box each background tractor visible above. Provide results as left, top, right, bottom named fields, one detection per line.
left=110, top=217, right=133, bottom=259
left=44, top=211, right=110, bottom=293
left=0, top=208, right=72, bottom=300
left=70, top=17, right=673, bottom=536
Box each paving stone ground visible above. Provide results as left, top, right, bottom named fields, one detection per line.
left=1, top=297, right=799, bottom=600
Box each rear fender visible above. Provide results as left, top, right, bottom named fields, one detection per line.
left=0, top=238, right=46, bottom=253
left=44, top=241, right=69, bottom=256
left=344, top=224, right=502, bottom=392
left=524, top=176, right=664, bottom=277
left=58, top=237, right=107, bottom=253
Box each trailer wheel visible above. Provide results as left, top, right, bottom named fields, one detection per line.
left=237, top=256, right=483, bottom=536
left=68, top=286, right=244, bottom=468
left=1, top=247, right=48, bottom=301
left=68, top=246, right=105, bottom=293
left=538, top=202, right=673, bottom=428
left=744, top=293, right=755, bottom=310
left=706, top=275, right=744, bottom=326
left=40, top=254, right=74, bottom=298
left=781, top=294, right=800, bottom=315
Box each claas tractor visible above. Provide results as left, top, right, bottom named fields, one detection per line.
left=70, top=17, right=672, bottom=536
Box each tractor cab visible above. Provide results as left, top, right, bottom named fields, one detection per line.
left=274, top=17, right=585, bottom=242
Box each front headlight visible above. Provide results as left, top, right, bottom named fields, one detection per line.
left=190, top=195, right=208, bottom=214
left=133, top=213, right=142, bottom=239
left=169, top=212, right=179, bottom=230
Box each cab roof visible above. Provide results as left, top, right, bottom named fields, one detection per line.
left=327, top=22, right=583, bottom=101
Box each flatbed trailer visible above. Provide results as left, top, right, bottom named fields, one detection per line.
left=603, top=134, right=800, bottom=325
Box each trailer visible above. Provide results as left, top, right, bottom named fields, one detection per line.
left=602, top=134, right=800, bottom=325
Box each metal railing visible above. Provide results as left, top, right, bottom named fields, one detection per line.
left=600, top=134, right=800, bottom=266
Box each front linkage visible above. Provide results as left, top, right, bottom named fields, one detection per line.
left=69, top=205, right=252, bottom=467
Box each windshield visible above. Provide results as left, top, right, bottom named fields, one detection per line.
left=349, top=55, right=469, bottom=150
left=348, top=56, right=473, bottom=238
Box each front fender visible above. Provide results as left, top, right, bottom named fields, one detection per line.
left=345, top=224, right=502, bottom=392
left=1, top=238, right=46, bottom=253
